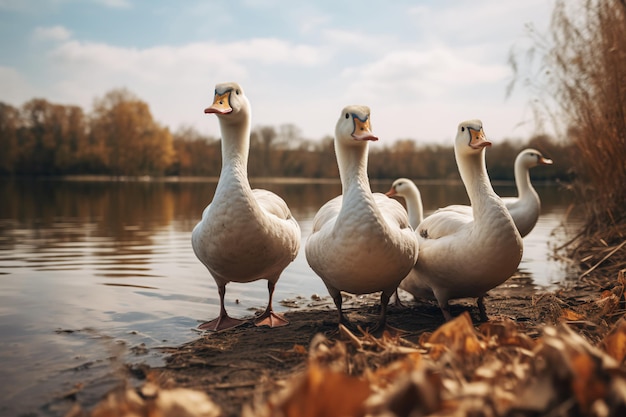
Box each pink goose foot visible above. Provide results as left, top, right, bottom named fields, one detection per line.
left=198, top=314, right=246, bottom=331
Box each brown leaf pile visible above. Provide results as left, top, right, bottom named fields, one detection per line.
left=250, top=312, right=626, bottom=417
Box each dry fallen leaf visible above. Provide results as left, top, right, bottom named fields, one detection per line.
left=425, top=312, right=484, bottom=360
left=596, top=293, right=621, bottom=317
left=88, top=383, right=222, bottom=417
left=265, top=364, right=371, bottom=417
left=560, top=308, right=586, bottom=321
left=534, top=325, right=623, bottom=414
left=367, top=365, right=443, bottom=417
left=479, top=318, right=536, bottom=350
left=601, top=317, right=626, bottom=363
left=292, top=344, right=308, bottom=355
left=369, top=351, right=423, bottom=390
left=570, top=350, right=608, bottom=413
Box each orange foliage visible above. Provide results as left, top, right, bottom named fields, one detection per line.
left=268, top=364, right=371, bottom=417
left=424, top=312, right=485, bottom=360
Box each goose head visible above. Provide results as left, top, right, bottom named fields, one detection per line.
left=335, top=105, right=379, bottom=145
left=453, top=119, right=494, bottom=206
left=204, top=82, right=250, bottom=125
left=517, top=148, right=553, bottom=168
left=386, top=178, right=417, bottom=199
left=455, top=119, right=492, bottom=156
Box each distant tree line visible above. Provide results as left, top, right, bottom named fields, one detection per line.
left=0, top=89, right=575, bottom=181
left=0, top=89, right=173, bottom=176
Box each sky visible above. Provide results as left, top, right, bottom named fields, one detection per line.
left=0, top=0, right=556, bottom=145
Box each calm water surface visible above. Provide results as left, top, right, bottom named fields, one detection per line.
left=0, top=178, right=582, bottom=415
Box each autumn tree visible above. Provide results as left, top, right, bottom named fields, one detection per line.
left=250, top=125, right=277, bottom=176
left=0, top=103, right=19, bottom=174
left=51, top=104, right=89, bottom=173
left=170, top=126, right=221, bottom=176
left=90, top=89, right=174, bottom=176
left=18, top=99, right=59, bottom=174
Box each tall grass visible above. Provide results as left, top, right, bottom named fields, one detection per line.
left=511, top=0, right=626, bottom=275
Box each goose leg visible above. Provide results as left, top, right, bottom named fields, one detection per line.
left=370, top=291, right=390, bottom=332
left=327, top=287, right=349, bottom=326
left=477, top=295, right=488, bottom=321
left=390, top=289, right=404, bottom=307
left=371, top=291, right=406, bottom=335
left=255, top=280, right=289, bottom=328
left=438, top=299, right=454, bottom=321
left=434, top=290, right=453, bottom=321
left=199, top=284, right=246, bottom=331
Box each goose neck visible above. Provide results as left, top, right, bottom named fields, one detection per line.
left=219, top=118, right=250, bottom=175
left=514, top=162, right=533, bottom=198
left=407, top=191, right=424, bottom=227
left=336, top=142, right=371, bottom=195
left=457, top=149, right=497, bottom=215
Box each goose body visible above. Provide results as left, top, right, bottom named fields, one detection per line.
left=400, top=120, right=523, bottom=321
left=305, top=106, right=419, bottom=330
left=191, top=82, right=301, bottom=331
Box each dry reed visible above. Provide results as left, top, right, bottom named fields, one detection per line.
left=511, top=0, right=626, bottom=278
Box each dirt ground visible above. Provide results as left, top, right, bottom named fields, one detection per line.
left=68, top=270, right=626, bottom=417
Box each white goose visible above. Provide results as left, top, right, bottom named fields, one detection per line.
left=501, top=148, right=553, bottom=237
left=384, top=179, right=434, bottom=303
left=401, top=120, right=523, bottom=321
left=191, top=82, right=301, bottom=331
left=429, top=148, right=554, bottom=238
left=305, top=105, right=419, bottom=331
left=385, top=178, right=424, bottom=229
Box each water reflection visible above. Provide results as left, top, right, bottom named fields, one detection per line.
left=0, top=177, right=582, bottom=416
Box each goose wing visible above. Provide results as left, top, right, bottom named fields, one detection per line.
left=417, top=204, right=472, bottom=239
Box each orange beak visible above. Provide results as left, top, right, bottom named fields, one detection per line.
left=385, top=188, right=397, bottom=197
left=539, top=156, right=553, bottom=165
left=205, top=90, right=232, bottom=114
left=351, top=115, right=378, bottom=141
left=469, top=127, right=491, bottom=150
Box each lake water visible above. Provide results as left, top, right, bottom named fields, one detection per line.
left=0, top=178, right=582, bottom=416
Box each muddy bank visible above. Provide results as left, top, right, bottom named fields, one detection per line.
left=65, top=270, right=626, bottom=417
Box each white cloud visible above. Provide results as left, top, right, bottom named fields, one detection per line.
left=45, top=37, right=325, bottom=86
left=46, top=37, right=325, bottom=86
left=0, top=66, right=38, bottom=105
left=32, top=25, right=72, bottom=42
left=320, top=28, right=397, bottom=55
left=222, top=38, right=326, bottom=66
left=33, top=31, right=532, bottom=142
left=38, top=36, right=331, bottom=139
left=408, top=0, right=552, bottom=38
left=340, top=47, right=510, bottom=103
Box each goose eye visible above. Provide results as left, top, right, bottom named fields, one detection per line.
left=345, top=113, right=349, bottom=119
left=235, top=89, right=240, bottom=95
left=461, top=127, right=465, bottom=132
